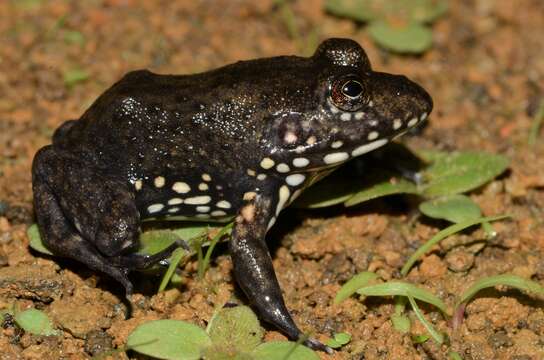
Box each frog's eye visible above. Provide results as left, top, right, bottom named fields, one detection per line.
left=342, top=80, right=364, bottom=99
left=330, top=77, right=366, bottom=111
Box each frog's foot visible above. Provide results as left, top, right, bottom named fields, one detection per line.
left=109, top=239, right=189, bottom=269
left=229, top=194, right=332, bottom=353
left=32, top=146, right=144, bottom=296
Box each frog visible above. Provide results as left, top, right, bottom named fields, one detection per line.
left=32, top=38, right=432, bottom=352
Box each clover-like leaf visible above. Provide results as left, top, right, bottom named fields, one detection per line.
left=15, top=309, right=59, bottom=336
left=368, top=21, right=433, bottom=54
left=419, top=194, right=482, bottom=223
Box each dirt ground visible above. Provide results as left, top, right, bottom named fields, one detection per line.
left=1, top=0, right=544, bottom=359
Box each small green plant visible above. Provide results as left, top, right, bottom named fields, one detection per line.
left=325, top=0, right=448, bottom=53
left=295, top=148, right=509, bottom=233
left=126, top=305, right=319, bottom=360
left=2, top=305, right=59, bottom=336
left=325, top=332, right=351, bottom=349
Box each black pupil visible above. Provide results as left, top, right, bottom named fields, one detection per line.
left=342, top=80, right=363, bottom=98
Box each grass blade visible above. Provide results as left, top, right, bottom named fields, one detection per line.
left=408, top=296, right=444, bottom=344
left=158, top=247, right=188, bottom=292
left=356, top=281, right=448, bottom=315
left=334, top=271, right=379, bottom=304
left=401, top=215, right=510, bottom=277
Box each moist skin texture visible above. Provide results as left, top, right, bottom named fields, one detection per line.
left=32, top=38, right=432, bottom=352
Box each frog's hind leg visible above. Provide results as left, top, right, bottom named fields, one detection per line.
left=32, top=147, right=135, bottom=295
left=32, top=146, right=175, bottom=296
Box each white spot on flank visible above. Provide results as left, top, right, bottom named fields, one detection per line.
left=202, top=173, right=212, bottom=182
left=247, top=169, right=256, bottom=176
left=198, top=183, right=209, bottom=191
left=283, top=131, right=298, bottom=144
left=276, top=185, right=290, bottom=216
left=276, top=163, right=290, bottom=173
left=368, top=100, right=374, bottom=107
left=408, top=117, right=418, bottom=127
left=211, top=210, right=227, bottom=217
left=154, top=176, right=165, bottom=188
left=147, top=203, right=164, bottom=214
left=243, top=192, right=257, bottom=201
left=168, top=198, right=183, bottom=205
left=295, top=145, right=306, bottom=153
left=286, top=174, right=306, bottom=186
left=196, top=214, right=210, bottom=219
left=393, top=118, right=403, bottom=130
left=293, top=157, right=310, bottom=167
left=323, top=152, right=349, bottom=164
left=216, top=200, right=232, bottom=209
left=260, top=157, right=275, bottom=169
left=267, top=217, right=276, bottom=230
left=331, top=141, right=343, bottom=149
left=168, top=207, right=180, bottom=213
left=420, top=112, right=428, bottom=121
left=306, top=136, right=317, bottom=145
left=257, top=174, right=267, bottom=181
left=134, top=180, right=142, bottom=191
left=354, top=112, right=365, bottom=120
left=352, top=138, right=388, bottom=157
left=196, top=206, right=210, bottom=213
left=172, top=182, right=190, bottom=194
left=340, top=113, right=351, bottom=121
left=367, top=131, right=379, bottom=140
left=185, top=195, right=211, bottom=205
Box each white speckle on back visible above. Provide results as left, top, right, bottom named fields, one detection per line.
left=393, top=118, right=403, bottom=130
left=154, top=176, right=165, bottom=188
left=368, top=100, right=374, bottom=107
left=196, top=206, right=210, bottom=213
left=323, top=152, right=349, bottom=164
left=211, top=210, right=227, bottom=217
left=354, top=112, right=365, bottom=120
left=295, top=145, right=306, bottom=153
left=202, top=173, right=212, bottom=182
left=340, top=113, right=351, bottom=121
left=420, top=112, right=428, bottom=121
left=168, top=198, right=183, bottom=205
left=276, top=185, right=290, bottom=216
left=185, top=195, right=211, bottom=205
left=293, top=157, right=309, bottom=167
left=267, top=216, right=276, bottom=230
left=247, top=169, right=256, bottom=176
left=257, top=174, right=267, bottom=181
left=367, top=131, right=379, bottom=140
left=216, top=200, right=232, bottom=209
left=260, top=157, right=275, bottom=169
left=198, top=183, right=209, bottom=191
left=147, top=203, right=164, bottom=214
left=172, top=182, right=190, bottom=194
left=134, top=180, right=142, bottom=191
left=286, top=174, right=306, bottom=186
left=407, top=117, right=418, bottom=127
left=276, top=163, right=290, bottom=173
left=352, top=138, right=388, bottom=157
left=331, top=141, right=343, bottom=149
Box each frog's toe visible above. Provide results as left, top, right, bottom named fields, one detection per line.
left=304, top=337, right=334, bottom=354
left=110, top=240, right=184, bottom=270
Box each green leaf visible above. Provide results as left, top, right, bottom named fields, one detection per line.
left=138, top=230, right=181, bottom=256
left=344, top=177, right=419, bottom=207
left=419, top=194, right=482, bottom=223
left=127, top=319, right=211, bottom=360
left=207, top=305, right=264, bottom=353
left=411, top=334, right=430, bottom=344
left=63, top=68, right=89, bottom=88
left=334, top=271, right=379, bottom=304
left=252, top=341, right=319, bottom=360
left=421, top=152, right=509, bottom=197
left=448, top=351, right=464, bottom=360
left=391, top=313, right=411, bottom=333
left=368, top=21, right=433, bottom=54
left=408, top=296, right=444, bottom=344
left=356, top=281, right=448, bottom=315
left=401, top=215, right=510, bottom=277
left=293, top=170, right=362, bottom=209
left=14, top=309, right=58, bottom=336
left=27, top=224, right=53, bottom=256
left=324, top=0, right=381, bottom=22
left=63, top=30, right=85, bottom=45
left=326, top=332, right=351, bottom=348
left=456, top=274, right=544, bottom=308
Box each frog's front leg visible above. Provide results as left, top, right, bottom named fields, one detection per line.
left=229, top=192, right=332, bottom=353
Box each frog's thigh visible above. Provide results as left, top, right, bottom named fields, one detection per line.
left=32, top=146, right=140, bottom=258
left=32, top=146, right=134, bottom=294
